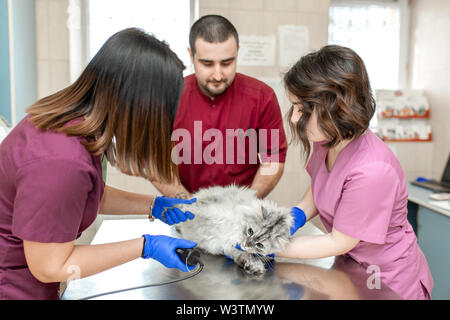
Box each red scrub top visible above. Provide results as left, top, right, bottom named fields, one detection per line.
left=0, top=116, right=105, bottom=299
left=173, top=73, right=287, bottom=193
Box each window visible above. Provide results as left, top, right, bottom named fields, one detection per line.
left=87, top=0, right=194, bottom=76
left=328, top=0, right=408, bottom=90
left=328, top=0, right=409, bottom=128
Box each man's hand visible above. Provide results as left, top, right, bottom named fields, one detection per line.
left=151, top=196, right=196, bottom=225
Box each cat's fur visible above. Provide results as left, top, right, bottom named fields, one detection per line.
left=174, top=184, right=293, bottom=276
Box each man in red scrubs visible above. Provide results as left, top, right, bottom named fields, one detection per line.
left=153, top=15, right=287, bottom=199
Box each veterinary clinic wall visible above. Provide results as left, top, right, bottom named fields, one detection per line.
left=35, top=0, right=70, bottom=100
left=404, top=0, right=450, bottom=181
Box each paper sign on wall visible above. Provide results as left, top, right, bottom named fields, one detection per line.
left=237, top=35, right=276, bottom=66
left=278, top=25, right=309, bottom=67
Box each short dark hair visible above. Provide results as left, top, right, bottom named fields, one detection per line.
left=189, top=15, right=239, bottom=55
left=27, top=28, right=185, bottom=183
left=284, top=45, right=376, bottom=160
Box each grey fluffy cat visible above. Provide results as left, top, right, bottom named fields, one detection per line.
left=174, top=184, right=293, bottom=276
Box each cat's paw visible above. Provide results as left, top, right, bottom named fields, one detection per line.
left=242, top=259, right=266, bottom=277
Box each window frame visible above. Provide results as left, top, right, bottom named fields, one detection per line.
left=68, top=0, right=199, bottom=81
left=329, top=0, right=410, bottom=90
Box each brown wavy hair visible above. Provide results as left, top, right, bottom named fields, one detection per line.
left=27, top=28, right=185, bottom=183
left=284, top=45, right=375, bottom=160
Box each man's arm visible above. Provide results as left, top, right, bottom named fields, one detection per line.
left=150, top=179, right=192, bottom=199
left=250, top=162, right=284, bottom=199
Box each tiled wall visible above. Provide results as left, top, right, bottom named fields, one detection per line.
left=35, top=0, right=70, bottom=99
left=199, top=0, right=329, bottom=77
left=407, top=0, right=450, bottom=180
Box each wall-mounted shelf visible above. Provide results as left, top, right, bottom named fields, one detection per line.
left=376, top=90, right=431, bottom=142
left=380, top=109, right=430, bottom=119
left=382, top=132, right=432, bottom=142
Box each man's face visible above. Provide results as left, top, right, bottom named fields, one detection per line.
left=189, top=36, right=238, bottom=98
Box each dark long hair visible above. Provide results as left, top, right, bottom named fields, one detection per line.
left=284, top=45, right=376, bottom=160
left=27, top=28, right=185, bottom=182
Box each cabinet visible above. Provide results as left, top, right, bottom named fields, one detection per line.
left=407, top=183, right=450, bottom=299
left=417, top=206, right=450, bottom=300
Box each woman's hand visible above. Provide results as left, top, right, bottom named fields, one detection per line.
left=290, top=207, right=307, bottom=235
left=141, top=234, right=198, bottom=272
left=151, top=196, right=196, bottom=225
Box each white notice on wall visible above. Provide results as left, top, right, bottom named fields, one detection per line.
left=237, top=35, right=276, bottom=66
left=278, top=25, right=309, bottom=67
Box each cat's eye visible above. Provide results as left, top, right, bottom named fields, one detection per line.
left=248, top=228, right=254, bottom=236
left=256, top=243, right=264, bottom=249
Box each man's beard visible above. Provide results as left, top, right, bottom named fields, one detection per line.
left=200, top=79, right=231, bottom=98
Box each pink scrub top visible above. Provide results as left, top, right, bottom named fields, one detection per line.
left=306, top=130, right=433, bottom=300
left=0, top=116, right=105, bottom=299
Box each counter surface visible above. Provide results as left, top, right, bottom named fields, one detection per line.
left=407, top=182, right=450, bottom=217
left=62, top=219, right=401, bottom=300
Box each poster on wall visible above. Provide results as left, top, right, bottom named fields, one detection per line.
left=278, top=25, right=309, bottom=68
left=237, top=35, right=276, bottom=66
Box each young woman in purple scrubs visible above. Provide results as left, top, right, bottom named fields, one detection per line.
left=0, top=28, right=198, bottom=299
left=279, top=45, right=433, bottom=300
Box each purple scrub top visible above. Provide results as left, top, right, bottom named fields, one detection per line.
left=306, top=130, right=433, bottom=300
left=0, top=115, right=105, bottom=299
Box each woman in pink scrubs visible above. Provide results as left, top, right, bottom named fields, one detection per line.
left=278, top=45, right=433, bottom=300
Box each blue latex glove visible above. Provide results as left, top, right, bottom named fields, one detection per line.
left=141, top=234, right=198, bottom=272
left=230, top=244, right=275, bottom=271
left=152, top=196, right=196, bottom=225
left=416, top=177, right=432, bottom=182
left=290, top=206, right=306, bottom=235
left=283, top=283, right=305, bottom=300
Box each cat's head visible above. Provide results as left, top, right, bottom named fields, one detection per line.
left=238, top=201, right=293, bottom=256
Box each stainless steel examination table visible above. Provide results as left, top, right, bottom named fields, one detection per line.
left=61, top=219, right=401, bottom=300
